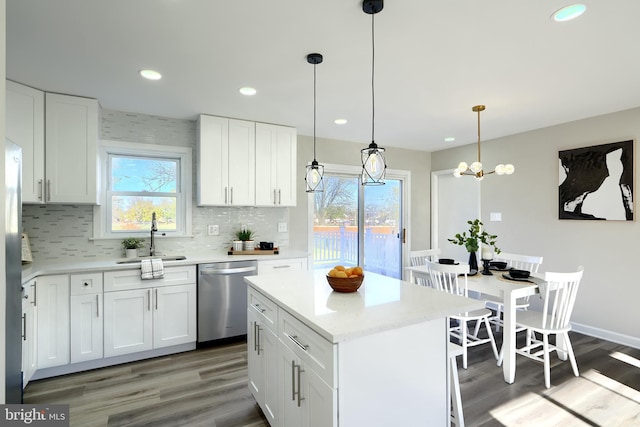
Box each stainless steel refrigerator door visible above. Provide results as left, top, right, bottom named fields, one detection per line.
left=197, top=261, right=257, bottom=342
left=5, top=139, right=23, bottom=402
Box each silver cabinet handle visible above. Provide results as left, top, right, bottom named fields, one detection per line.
left=200, top=266, right=257, bottom=275
left=253, top=321, right=258, bottom=352
left=147, top=289, right=151, bottom=311
left=155, top=289, right=158, bottom=310
left=273, top=189, right=277, bottom=205
left=31, top=283, right=37, bottom=307
left=291, top=360, right=305, bottom=407
left=250, top=303, right=266, bottom=313
left=286, top=333, right=309, bottom=351
left=22, top=314, right=26, bottom=341
left=272, top=265, right=291, bottom=269
left=278, top=189, right=281, bottom=205
left=230, top=187, right=233, bottom=204
left=47, top=179, right=51, bottom=201
left=256, top=324, right=262, bottom=356
left=96, top=294, right=100, bottom=318
left=38, top=179, right=43, bottom=201
left=224, top=187, right=228, bottom=204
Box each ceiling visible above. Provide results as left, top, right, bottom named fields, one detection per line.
left=7, top=0, right=640, bottom=152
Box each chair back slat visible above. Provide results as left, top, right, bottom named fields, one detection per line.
left=540, top=267, right=584, bottom=329
left=409, top=249, right=441, bottom=286
left=425, top=261, right=468, bottom=297
left=495, top=252, right=543, bottom=273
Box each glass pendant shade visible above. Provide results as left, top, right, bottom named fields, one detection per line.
left=361, top=142, right=386, bottom=185
left=305, top=161, right=324, bottom=192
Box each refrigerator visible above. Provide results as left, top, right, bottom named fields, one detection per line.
left=5, top=139, right=22, bottom=402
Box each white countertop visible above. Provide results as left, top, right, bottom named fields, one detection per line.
left=21, top=250, right=309, bottom=283
left=245, top=269, right=485, bottom=344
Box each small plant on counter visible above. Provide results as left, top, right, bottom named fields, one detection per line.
left=234, top=229, right=256, bottom=241
left=121, top=237, right=145, bottom=250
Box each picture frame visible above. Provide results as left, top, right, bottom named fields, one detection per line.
left=559, top=139, right=634, bottom=220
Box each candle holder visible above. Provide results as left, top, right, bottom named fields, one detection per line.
left=481, top=258, right=493, bottom=275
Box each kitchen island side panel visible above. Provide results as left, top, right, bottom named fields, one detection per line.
left=337, top=318, right=448, bottom=427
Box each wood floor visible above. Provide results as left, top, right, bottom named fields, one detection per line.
left=23, top=332, right=640, bottom=426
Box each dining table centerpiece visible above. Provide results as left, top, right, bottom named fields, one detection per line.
left=448, top=219, right=500, bottom=274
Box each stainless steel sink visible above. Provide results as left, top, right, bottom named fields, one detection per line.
left=116, top=255, right=187, bottom=264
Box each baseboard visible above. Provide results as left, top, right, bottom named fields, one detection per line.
left=572, top=322, right=640, bottom=350
left=30, top=342, right=196, bottom=381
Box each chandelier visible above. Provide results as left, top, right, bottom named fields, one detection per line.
left=361, top=0, right=386, bottom=186
left=305, top=53, right=324, bottom=193
left=454, top=105, right=514, bottom=180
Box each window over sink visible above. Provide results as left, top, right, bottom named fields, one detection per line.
left=94, top=140, right=192, bottom=239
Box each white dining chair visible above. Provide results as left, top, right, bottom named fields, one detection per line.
left=498, top=266, right=584, bottom=388
left=424, top=261, right=499, bottom=369
left=409, top=249, right=441, bottom=286
left=485, top=252, right=544, bottom=332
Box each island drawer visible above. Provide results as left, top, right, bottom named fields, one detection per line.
left=279, top=308, right=336, bottom=387
left=104, top=266, right=196, bottom=292
left=248, top=287, right=277, bottom=333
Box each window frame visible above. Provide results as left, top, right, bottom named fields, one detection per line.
left=94, top=140, right=192, bottom=239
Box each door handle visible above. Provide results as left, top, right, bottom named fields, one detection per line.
left=38, top=179, right=43, bottom=201
left=22, top=314, right=26, bottom=341
left=96, top=294, right=100, bottom=317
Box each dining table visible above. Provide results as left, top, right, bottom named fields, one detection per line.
left=406, top=264, right=545, bottom=384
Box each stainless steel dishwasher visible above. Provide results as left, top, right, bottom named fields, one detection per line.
left=197, top=260, right=258, bottom=343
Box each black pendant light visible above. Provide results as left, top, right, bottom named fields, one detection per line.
left=305, top=53, right=325, bottom=193
left=361, top=0, right=386, bottom=186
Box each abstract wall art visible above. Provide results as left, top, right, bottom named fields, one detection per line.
left=559, top=140, right=634, bottom=220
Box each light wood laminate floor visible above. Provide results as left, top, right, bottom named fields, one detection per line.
left=24, top=332, right=640, bottom=426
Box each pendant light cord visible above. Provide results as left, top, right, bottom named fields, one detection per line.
left=313, top=61, right=317, bottom=161
left=371, top=12, right=376, bottom=143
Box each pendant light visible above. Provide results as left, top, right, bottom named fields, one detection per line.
left=454, top=105, right=515, bottom=181
left=361, top=0, right=386, bottom=186
left=305, top=53, right=325, bottom=193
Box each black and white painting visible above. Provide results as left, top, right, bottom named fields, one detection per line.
left=559, top=140, right=634, bottom=220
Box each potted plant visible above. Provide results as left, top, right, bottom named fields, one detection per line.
left=121, top=237, right=145, bottom=258
left=234, top=228, right=256, bottom=251
left=448, top=219, right=500, bottom=272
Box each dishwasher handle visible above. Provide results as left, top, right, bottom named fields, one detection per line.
left=200, top=266, right=257, bottom=275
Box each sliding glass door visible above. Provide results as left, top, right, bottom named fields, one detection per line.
left=311, top=169, right=404, bottom=279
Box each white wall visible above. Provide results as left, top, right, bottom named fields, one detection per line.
left=290, top=134, right=432, bottom=255
left=431, top=107, right=640, bottom=347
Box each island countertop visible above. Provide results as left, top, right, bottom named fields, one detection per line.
left=245, top=269, right=485, bottom=343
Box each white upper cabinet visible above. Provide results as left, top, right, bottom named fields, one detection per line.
left=255, top=123, right=297, bottom=207
left=198, top=115, right=256, bottom=206
left=45, top=92, right=99, bottom=204
left=6, top=81, right=45, bottom=203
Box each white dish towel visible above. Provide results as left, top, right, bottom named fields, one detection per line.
left=141, top=258, right=164, bottom=280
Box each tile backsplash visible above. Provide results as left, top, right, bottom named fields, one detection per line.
left=22, top=109, right=291, bottom=262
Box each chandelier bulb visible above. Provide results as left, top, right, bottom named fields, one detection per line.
left=470, top=161, right=483, bottom=174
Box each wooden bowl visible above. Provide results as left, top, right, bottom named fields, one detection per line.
left=326, top=274, right=364, bottom=293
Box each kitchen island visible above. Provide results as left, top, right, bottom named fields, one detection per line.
left=245, top=269, right=485, bottom=427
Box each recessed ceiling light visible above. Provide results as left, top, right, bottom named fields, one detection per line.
left=239, top=87, right=257, bottom=96
left=139, top=69, right=162, bottom=80
left=444, top=137, right=456, bottom=142
left=552, top=4, right=586, bottom=22
left=334, top=119, right=347, bottom=125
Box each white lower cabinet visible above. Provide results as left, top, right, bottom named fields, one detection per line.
left=104, top=283, right=196, bottom=358
left=247, top=308, right=279, bottom=426
left=36, top=275, right=70, bottom=369
left=21, top=280, right=38, bottom=387
left=279, top=342, right=335, bottom=427
left=70, top=272, right=103, bottom=363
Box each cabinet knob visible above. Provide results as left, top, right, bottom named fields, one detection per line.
left=83, top=282, right=89, bottom=287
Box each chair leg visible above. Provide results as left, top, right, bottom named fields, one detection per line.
left=450, top=355, right=465, bottom=427
left=483, top=317, right=499, bottom=361
left=472, top=319, right=481, bottom=337
left=495, top=306, right=502, bottom=332
left=543, top=334, right=551, bottom=389
left=461, top=320, right=468, bottom=369
left=562, top=332, right=580, bottom=377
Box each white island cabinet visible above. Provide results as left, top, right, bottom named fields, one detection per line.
left=245, top=270, right=485, bottom=427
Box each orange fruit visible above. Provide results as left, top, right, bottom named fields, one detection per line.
left=352, top=266, right=363, bottom=276
left=335, top=271, right=348, bottom=278
left=328, top=269, right=339, bottom=277
left=335, top=265, right=346, bottom=271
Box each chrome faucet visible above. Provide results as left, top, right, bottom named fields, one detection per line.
left=150, top=212, right=165, bottom=256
